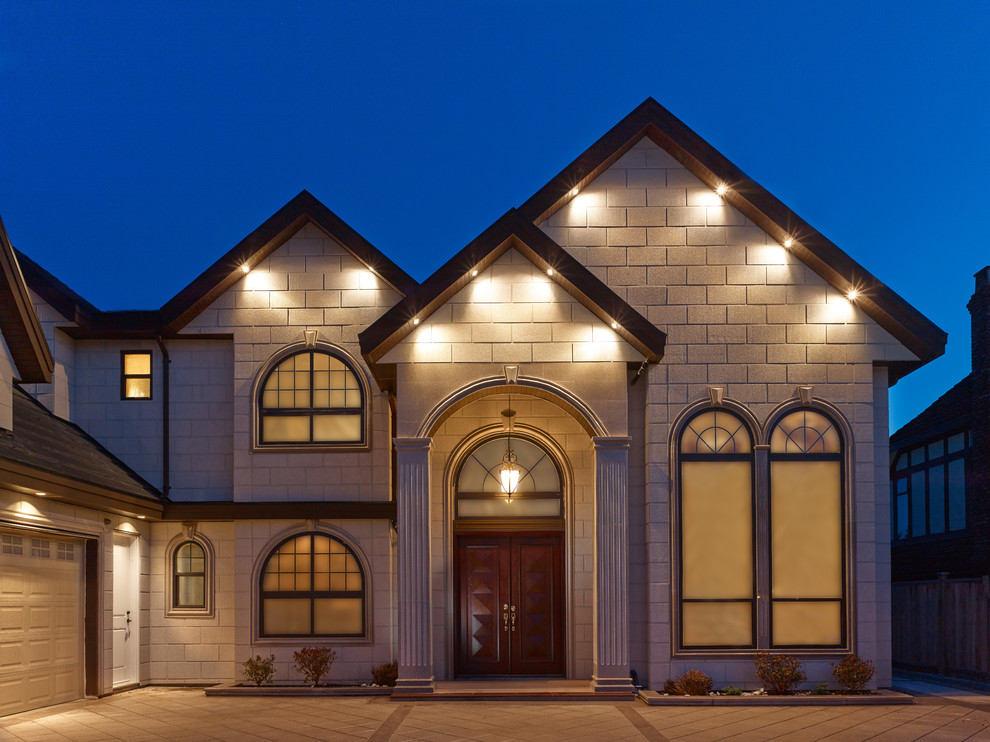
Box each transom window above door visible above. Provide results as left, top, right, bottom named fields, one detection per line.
left=456, top=436, right=562, bottom=520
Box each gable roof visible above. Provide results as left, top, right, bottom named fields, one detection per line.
left=359, top=209, right=667, bottom=371
left=890, top=374, right=972, bottom=450
left=518, top=98, right=946, bottom=383
left=0, top=214, right=54, bottom=383
left=0, top=386, right=163, bottom=518
left=18, top=191, right=418, bottom=339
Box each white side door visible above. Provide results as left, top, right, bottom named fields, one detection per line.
left=112, top=533, right=139, bottom=688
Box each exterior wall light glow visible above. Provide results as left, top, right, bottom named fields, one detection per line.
left=847, top=289, right=860, bottom=301
left=716, top=184, right=728, bottom=196
left=611, top=321, right=619, bottom=330
left=500, top=446, right=519, bottom=501
left=547, top=268, right=554, bottom=277
left=569, top=187, right=579, bottom=197
left=412, top=318, right=420, bottom=326
left=241, top=264, right=251, bottom=274
left=471, top=270, right=478, bottom=277
left=783, top=239, right=793, bottom=248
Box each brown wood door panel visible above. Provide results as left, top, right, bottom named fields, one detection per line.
left=455, top=533, right=564, bottom=677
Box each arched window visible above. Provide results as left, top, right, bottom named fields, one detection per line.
left=259, top=532, right=365, bottom=637
left=455, top=436, right=562, bottom=520
left=769, top=409, right=845, bottom=647
left=257, top=349, right=365, bottom=447
left=677, top=409, right=755, bottom=648
left=173, top=541, right=206, bottom=609
left=166, top=534, right=214, bottom=617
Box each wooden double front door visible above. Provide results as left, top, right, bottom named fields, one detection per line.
left=454, top=533, right=565, bottom=677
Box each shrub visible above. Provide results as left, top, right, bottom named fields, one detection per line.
left=831, top=654, right=877, bottom=692
left=721, top=685, right=743, bottom=696
left=242, top=654, right=276, bottom=686
left=662, top=679, right=682, bottom=695
left=372, top=660, right=398, bottom=687
left=293, top=647, right=336, bottom=687
left=753, top=652, right=806, bottom=694
left=675, top=669, right=714, bottom=695
left=811, top=682, right=830, bottom=696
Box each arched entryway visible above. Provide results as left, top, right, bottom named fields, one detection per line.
left=451, top=433, right=566, bottom=677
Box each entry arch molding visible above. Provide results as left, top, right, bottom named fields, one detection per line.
left=417, top=374, right=609, bottom=440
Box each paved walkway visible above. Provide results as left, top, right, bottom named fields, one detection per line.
left=2, top=678, right=990, bottom=741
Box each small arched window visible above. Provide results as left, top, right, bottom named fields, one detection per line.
left=677, top=409, right=755, bottom=649
left=259, top=532, right=365, bottom=637
left=257, top=349, right=365, bottom=447
left=173, top=541, right=206, bottom=609
left=769, top=409, right=845, bottom=648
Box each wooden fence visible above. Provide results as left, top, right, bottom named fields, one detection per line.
left=892, top=575, right=990, bottom=681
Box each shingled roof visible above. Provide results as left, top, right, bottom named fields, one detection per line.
left=518, top=98, right=946, bottom=383
left=0, top=386, right=163, bottom=518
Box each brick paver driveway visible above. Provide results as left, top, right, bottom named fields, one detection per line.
left=2, top=687, right=990, bottom=741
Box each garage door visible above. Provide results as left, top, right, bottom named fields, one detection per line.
left=0, top=529, right=84, bottom=717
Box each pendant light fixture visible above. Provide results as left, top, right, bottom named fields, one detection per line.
left=500, top=394, right=518, bottom=503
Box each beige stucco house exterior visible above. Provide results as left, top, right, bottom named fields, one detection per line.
left=0, top=99, right=946, bottom=714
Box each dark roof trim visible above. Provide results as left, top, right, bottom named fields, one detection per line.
left=359, top=210, right=666, bottom=367
left=890, top=373, right=972, bottom=449
left=163, top=500, right=396, bottom=521
left=0, top=216, right=54, bottom=383
left=518, top=98, right=947, bottom=378
left=15, top=248, right=101, bottom=326
left=159, top=190, right=417, bottom=333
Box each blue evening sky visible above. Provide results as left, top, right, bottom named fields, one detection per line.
left=1, top=1, right=987, bottom=431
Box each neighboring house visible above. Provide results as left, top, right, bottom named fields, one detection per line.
left=890, top=267, right=990, bottom=581
left=1, top=99, right=946, bottom=715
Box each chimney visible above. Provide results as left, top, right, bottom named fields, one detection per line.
left=969, top=266, right=990, bottom=382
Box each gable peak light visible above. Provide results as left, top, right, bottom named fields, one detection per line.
left=569, top=187, right=579, bottom=197
left=412, top=317, right=420, bottom=326
left=240, top=263, right=251, bottom=274
left=611, top=321, right=619, bottom=330
left=715, top=183, right=728, bottom=197
left=547, top=268, right=554, bottom=277
left=846, top=288, right=861, bottom=301
left=783, top=238, right=793, bottom=248
left=471, top=269, right=478, bottom=277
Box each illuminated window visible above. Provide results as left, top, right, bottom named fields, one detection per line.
left=677, top=409, right=755, bottom=648
left=455, top=436, right=562, bottom=519
left=257, top=349, right=365, bottom=447
left=173, top=541, right=206, bottom=609
left=259, top=533, right=365, bottom=637
left=769, top=409, right=845, bottom=648
left=121, top=351, right=152, bottom=400
left=675, top=404, right=848, bottom=651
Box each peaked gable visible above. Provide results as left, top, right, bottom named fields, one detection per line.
left=0, top=214, right=54, bottom=383
left=359, top=210, right=666, bottom=372
left=518, top=98, right=946, bottom=381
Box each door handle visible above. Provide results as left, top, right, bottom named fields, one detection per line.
left=503, top=604, right=509, bottom=632
left=126, top=610, right=132, bottom=625
left=510, top=605, right=516, bottom=632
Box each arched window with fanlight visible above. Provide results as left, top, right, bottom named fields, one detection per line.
left=677, top=408, right=756, bottom=649
left=259, top=532, right=366, bottom=637
left=455, top=436, right=563, bottom=521
left=256, top=347, right=367, bottom=449
left=769, top=408, right=845, bottom=648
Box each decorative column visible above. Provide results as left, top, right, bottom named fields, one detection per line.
left=592, top=436, right=636, bottom=694
left=393, top=437, right=434, bottom=695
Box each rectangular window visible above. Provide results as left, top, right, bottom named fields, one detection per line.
left=928, top=465, right=945, bottom=534
left=31, top=538, right=50, bottom=558
left=895, top=478, right=908, bottom=541
left=1, top=533, right=22, bottom=555
left=948, top=458, right=966, bottom=531
left=910, top=471, right=926, bottom=537
left=892, top=433, right=967, bottom=540
left=121, top=351, right=152, bottom=400
left=56, top=542, right=75, bottom=561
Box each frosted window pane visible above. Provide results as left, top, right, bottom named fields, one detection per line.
left=928, top=465, right=945, bottom=534
left=314, top=353, right=329, bottom=371
left=457, top=438, right=559, bottom=495
left=771, top=461, right=842, bottom=598
left=123, top=353, right=151, bottom=375
left=681, top=411, right=751, bottom=454
left=314, top=598, right=363, bottom=635
left=176, top=576, right=204, bottom=607
left=313, top=415, right=362, bottom=442
left=770, top=410, right=840, bottom=453
left=681, top=461, right=753, bottom=599
left=125, top=378, right=151, bottom=398
left=911, top=471, right=926, bottom=536
left=263, top=415, right=310, bottom=443
left=682, top=602, right=752, bottom=647
left=948, top=459, right=966, bottom=530
left=458, top=498, right=561, bottom=518
left=176, top=542, right=204, bottom=572
left=264, top=599, right=311, bottom=634
left=773, top=602, right=842, bottom=646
